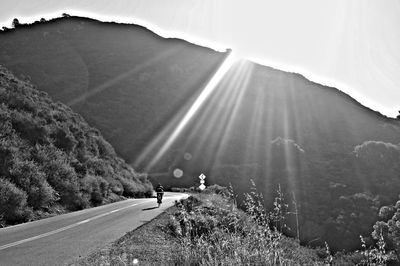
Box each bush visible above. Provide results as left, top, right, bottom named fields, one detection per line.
left=11, top=112, right=50, bottom=144
left=51, top=127, right=77, bottom=153
left=40, top=157, right=83, bottom=210
left=0, top=178, right=31, bottom=223
left=80, top=175, right=109, bottom=205
left=96, top=137, right=115, bottom=158
left=9, top=158, right=58, bottom=209
left=372, top=198, right=400, bottom=261
left=12, top=18, right=20, bottom=28
left=203, top=184, right=229, bottom=196
left=119, top=177, right=153, bottom=198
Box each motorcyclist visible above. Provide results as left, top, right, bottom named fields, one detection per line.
left=155, top=183, right=164, bottom=207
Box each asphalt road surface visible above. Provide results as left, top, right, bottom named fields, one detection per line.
left=0, top=192, right=187, bottom=266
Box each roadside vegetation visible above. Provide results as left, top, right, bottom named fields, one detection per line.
left=75, top=184, right=400, bottom=265
left=166, top=185, right=324, bottom=265
left=0, top=66, right=153, bottom=227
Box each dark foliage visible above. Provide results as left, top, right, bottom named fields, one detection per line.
left=12, top=18, right=20, bottom=28
left=373, top=197, right=400, bottom=257
left=0, top=66, right=153, bottom=226
left=0, top=178, right=31, bottom=224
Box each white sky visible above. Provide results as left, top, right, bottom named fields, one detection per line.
left=1, top=0, right=399, bottom=117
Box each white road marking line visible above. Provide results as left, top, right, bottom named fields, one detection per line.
left=0, top=202, right=147, bottom=251
left=0, top=199, right=139, bottom=231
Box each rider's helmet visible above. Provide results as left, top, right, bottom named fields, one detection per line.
left=156, top=183, right=164, bottom=193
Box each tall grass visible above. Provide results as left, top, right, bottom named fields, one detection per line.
left=167, top=184, right=323, bottom=265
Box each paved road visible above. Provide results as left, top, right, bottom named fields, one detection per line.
left=0, top=192, right=187, bottom=266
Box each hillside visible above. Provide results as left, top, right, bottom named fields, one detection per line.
left=0, top=65, right=152, bottom=226
left=0, top=16, right=227, bottom=162
left=1, top=16, right=400, bottom=250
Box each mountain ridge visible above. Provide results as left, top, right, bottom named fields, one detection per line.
left=248, top=61, right=399, bottom=121
left=2, top=15, right=397, bottom=119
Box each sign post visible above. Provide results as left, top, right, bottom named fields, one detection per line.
left=199, top=173, right=206, bottom=190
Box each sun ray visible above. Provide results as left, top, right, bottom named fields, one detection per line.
left=242, top=78, right=267, bottom=165
left=282, top=107, right=297, bottom=195
left=135, top=50, right=237, bottom=171
left=263, top=83, right=277, bottom=195
left=67, top=46, right=181, bottom=107
left=180, top=60, right=251, bottom=164
left=207, top=61, right=253, bottom=168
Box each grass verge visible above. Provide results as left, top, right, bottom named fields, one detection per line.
left=72, top=189, right=324, bottom=265
left=71, top=207, right=180, bottom=266
left=73, top=185, right=394, bottom=265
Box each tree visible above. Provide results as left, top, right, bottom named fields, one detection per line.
left=12, top=18, right=20, bottom=28
left=397, top=110, right=400, bottom=120
left=62, top=13, right=71, bottom=18
left=40, top=18, right=46, bottom=23
left=373, top=200, right=400, bottom=257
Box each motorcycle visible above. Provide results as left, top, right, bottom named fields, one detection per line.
left=157, top=192, right=163, bottom=207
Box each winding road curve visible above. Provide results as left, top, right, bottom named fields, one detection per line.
left=0, top=192, right=187, bottom=266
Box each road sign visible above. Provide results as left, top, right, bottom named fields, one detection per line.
left=199, top=173, right=206, bottom=190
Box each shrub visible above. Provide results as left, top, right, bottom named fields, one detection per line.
left=85, top=157, right=109, bottom=176
left=203, top=184, right=229, bottom=196
left=37, top=155, right=83, bottom=210
left=11, top=112, right=50, bottom=144
left=9, top=158, right=58, bottom=209
left=51, top=127, right=77, bottom=153
left=0, top=178, right=31, bottom=223
left=119, top=177, right=152, bottom=198
left=80, top=175, right=109, bottom=205
left=372, top=198, right=400, bottom=261
left=12, top=18, right=20, bottom=28
left=96, top=137, right=115, bottom=158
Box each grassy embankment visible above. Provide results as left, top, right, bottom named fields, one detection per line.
left=75, top=184, right=396, bottom=265
left=74, top=186, right=328, bottom=265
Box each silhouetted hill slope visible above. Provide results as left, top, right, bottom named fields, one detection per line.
left=1, top=17, right=400, bottom=250
left=0, top=16, right=227, bottom=161
left=0, top=66, right=152, bottom=226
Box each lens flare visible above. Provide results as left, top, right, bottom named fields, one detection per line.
left=173, top=168, right=184, bottom=178
left=183, top=152, right=192, bottom=160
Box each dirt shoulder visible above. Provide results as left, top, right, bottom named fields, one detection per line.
left=71, top=206, right=179, bottom=266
